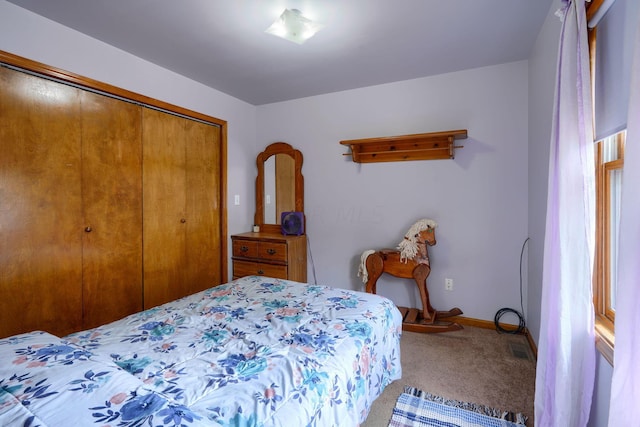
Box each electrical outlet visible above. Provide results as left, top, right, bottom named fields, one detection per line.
left=445, top=278, right=453, bottom=291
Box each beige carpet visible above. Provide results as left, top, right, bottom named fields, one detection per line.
left=363, top=326, right=536, bottom=426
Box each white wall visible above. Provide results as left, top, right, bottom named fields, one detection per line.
left=0, top=0, right=258, bottom=280
left=528, top=1, right=613, bottom=425
left=257, top=62, right=529, bottom=322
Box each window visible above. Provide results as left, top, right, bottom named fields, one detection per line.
left=594, top=131, right=624, bottom=360
left=587, top=0, right=634, bottom=363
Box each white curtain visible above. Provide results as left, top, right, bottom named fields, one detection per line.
left=534, top=1, right=596, bottom=426
left=608, top=10, right=640, bottom=425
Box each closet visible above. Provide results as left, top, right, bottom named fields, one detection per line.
left=0, top=53, right=226, bottom=338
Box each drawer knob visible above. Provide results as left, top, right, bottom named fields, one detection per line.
left=241, top=245, right=249, bottom=252
left=84, top=226, right=92, bottom=233
left=180, top=218, right=187, bottom=223
left=267, top=249, right=277, bottom=255
left=258, top=269, right=264, bottom=275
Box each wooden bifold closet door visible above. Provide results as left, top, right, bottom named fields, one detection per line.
left=0, top=61, right=225, bottom=339
left=142, top=108, right=222, bottom=309
left=0, top=67, right=85, bottom=337
left=80, top=91, right=143, bottom=330
left=0, top=66, right=143, bottom=337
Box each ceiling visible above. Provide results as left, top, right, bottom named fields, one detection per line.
left=8, top=0, right=554, bottom=106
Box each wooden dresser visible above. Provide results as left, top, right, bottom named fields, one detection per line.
left=231, top=232, right=307, bottom=282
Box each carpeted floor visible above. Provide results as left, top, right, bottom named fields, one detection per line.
left=363, top=326, right=536, bottom=427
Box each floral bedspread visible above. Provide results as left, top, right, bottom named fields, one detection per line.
left=0, top=276, right=402, bottom=426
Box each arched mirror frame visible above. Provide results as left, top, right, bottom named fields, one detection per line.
left=255, top=142, right=304, bottom=234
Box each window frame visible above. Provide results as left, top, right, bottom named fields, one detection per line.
left=587, top=0, right=625, bottom=365
left=593, top=133, right=624, bottom=365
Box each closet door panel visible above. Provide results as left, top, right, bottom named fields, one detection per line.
left=143, top=108, right=187, bottom=308
left=81, top=92, right=143, bottom=329
left=185, top=120, right=222, bottom=293
left=0, top=67, right=83, bottom=338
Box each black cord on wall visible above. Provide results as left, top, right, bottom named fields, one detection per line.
left=494, top=237, right=530, bottom=334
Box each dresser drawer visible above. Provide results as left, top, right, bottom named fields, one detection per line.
left=233, top=239, right=287, bottom=262
left=233, top=260, right=288, bottom=279
left=232, top=239, right=258, bottom=258
left=231, top=232, right=306, bottom=282
left=257, top=241, right=287, bottom=262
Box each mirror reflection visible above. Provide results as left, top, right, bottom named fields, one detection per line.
left=264, top=154, right=296, bottom=224
left=255, top=142, right=304, bottom=234
left=264, top=156, right=276, bottom=223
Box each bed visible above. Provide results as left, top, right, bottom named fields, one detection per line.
left=0, top=276, right=402, bottom=426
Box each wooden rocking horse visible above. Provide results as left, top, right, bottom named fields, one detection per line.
left=359, top=219, right=463, bottom=333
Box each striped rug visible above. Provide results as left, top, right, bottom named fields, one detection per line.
left=389, top=386, right=527, bottom=427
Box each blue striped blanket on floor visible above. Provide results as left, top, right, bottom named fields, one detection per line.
left=389, top=387, right=527, bottom=427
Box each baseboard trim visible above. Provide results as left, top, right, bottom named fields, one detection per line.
left=452, top=316, right=538, bottom=360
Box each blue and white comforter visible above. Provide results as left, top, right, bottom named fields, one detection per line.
left=0, top=276, right=402, bottom=426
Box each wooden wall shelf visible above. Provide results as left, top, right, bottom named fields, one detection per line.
left=340, top=129, right=468, bottom=163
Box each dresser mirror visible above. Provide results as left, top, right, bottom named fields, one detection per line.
left=255, top=142, right=304, bottom=234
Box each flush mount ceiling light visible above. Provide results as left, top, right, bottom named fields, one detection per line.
left=265, top=9, right=323, bottom=45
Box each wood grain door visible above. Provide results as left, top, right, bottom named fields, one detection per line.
left=142, top=108, right=188, bottom=308
left=81, top=92, right=143, bottom=329
left=143, top=110, right=223, bottom=308
left=0, top=67, right=84, bottom=338
left=184, top=119, right=222, bottom=294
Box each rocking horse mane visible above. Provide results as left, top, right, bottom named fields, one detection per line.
left=397, top=218, right=438, bottom=263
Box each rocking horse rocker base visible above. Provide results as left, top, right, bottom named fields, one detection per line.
left=396, top=306, right=463, bottom=333
left=360, top=219, right=463, bottom=334
left=366, top=257, right=463, bottom=333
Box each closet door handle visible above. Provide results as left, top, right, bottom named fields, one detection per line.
left=84, top=226, right=92, bottom=233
